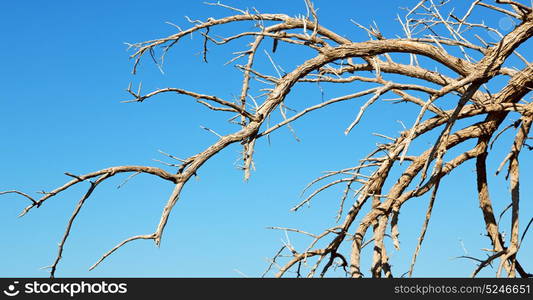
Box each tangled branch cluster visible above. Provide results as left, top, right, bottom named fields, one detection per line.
left=2, top=0, right=532, bottom=278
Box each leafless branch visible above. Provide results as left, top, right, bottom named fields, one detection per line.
left=5, top=0, right=532, bottom=278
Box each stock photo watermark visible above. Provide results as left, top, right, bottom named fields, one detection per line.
left=2, top=281, right=127, bottom=298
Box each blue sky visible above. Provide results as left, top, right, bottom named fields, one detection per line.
left=0, top=0, right=531, bottom=277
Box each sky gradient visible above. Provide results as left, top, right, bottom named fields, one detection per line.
left=1, top=0, right=531, bottom=277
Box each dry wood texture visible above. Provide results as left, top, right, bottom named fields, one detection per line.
left=2, top=0, right=532, bottom=278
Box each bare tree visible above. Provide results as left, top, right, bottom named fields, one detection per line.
left=2, top=0, right=532, bottom=278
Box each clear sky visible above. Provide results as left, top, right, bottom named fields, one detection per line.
left=0, top=0, right=531, bottom=277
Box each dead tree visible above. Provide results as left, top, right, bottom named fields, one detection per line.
left=2, top=0, right=532, bottom=278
